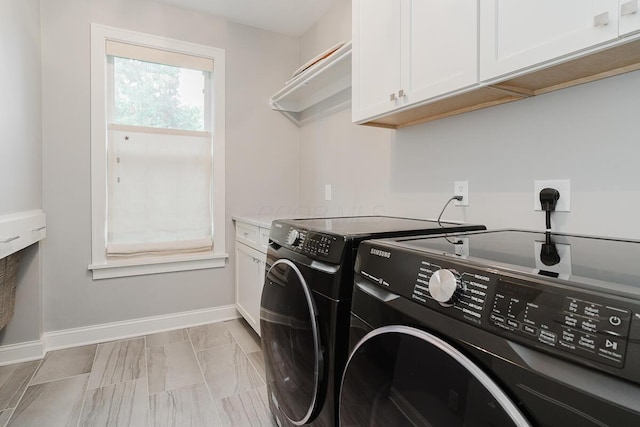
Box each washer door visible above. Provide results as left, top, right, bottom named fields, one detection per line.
left=261, top=259, right=324, bottom=425
left=340, top=325, right=531, bottom=427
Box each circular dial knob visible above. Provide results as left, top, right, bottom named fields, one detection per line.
left=429, top=269, right=461, bottom=307
left=286, top=229, right=301, bottom=246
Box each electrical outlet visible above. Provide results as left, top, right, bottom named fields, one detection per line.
left=534, top=180, right=570, bottom=212
left=454, top=181, right=469, bottom=206
left=325, top=184, right=332, bottom=201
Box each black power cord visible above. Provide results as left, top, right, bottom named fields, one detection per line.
left=539, top=188, right=560, bottom=230
left=437, top=195, right=464, bottom=245
left=437, top=195, right=463, bottom=226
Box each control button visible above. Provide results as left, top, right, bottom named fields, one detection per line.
left=563, top=315, right=578, bottom=328
left=522, top=324, right=538, bottom=336
left=596, top=335, right=626, bottom=366
left=583, top=304, right=601, bottom=318
left=601, top=306, right=631, bottom=337
left=561, top=328, right=576, bottom=344
left=604, top=338, right=619, bottom=351
left=490, top=313, right=505, bottom=324
left=577, top=334, right=596, bottom=352
left=566, top=298, right=580, bottom=313
left=506, top=319, right=520, bottom=329
left=580, top=319, right=598, bottom=334
left=539, top=330, right=557, bottom=346
left=428, top=269, right=461, bottom=307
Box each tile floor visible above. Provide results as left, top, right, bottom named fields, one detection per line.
left=0, top=318, right=276, bottom=426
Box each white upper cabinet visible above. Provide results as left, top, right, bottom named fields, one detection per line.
left=352, top=0, right=478, bottom=124
left=620, top=0, right=640, bottom=36
left=352, top=0, right=402, bottom=122
left=480, top=0, right=620, bottom=81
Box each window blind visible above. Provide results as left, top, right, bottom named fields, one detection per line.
left=105, top=40, right=214, bottom=72
left=106, top=129, right=213, bottom=257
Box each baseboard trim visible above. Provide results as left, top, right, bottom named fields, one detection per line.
left=0, top=305, right=239, bottom=366
left=0, top=340, right=45, bottom=366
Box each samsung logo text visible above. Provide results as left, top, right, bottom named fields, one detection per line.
left=370, top=248, right=391, bottom=258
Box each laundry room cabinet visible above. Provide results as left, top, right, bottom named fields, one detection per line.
left=352, top=0, right=478, bottom=124
left=620, top=0, right=640, bottom=36
left=480, top=0, right=623, bottom=81
left=234, top=218, right=270, bottom=336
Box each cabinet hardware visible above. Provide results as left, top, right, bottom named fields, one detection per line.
left=31, top=226, right=46, bottom=232
left=594, top=12, right=609, bottom=26
left=398, top=89, right=405, bottom=98
left=0, top=236, right=19, bottom=244
left=621, top=0, right=638, bottom=15
left=389, top=93, right=397, bottom=101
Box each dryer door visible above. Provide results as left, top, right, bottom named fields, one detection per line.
left=340, top=325, right=531, bottom=427
left=261, top=259, right=324, bottom=425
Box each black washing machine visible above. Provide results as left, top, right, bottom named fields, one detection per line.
left=259, top=216, right=486, bottom=426
left=340, top=230, right=640, bottom=426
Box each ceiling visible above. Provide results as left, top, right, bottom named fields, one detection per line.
left=150, top=0, right=338, bottom=37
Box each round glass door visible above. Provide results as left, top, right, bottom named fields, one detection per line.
left=261, top=259, right=323, bottom=425
left=340, top=325, right=531, bottom=427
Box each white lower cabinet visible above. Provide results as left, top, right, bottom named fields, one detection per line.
left=234, top=219, right=270, bottom=336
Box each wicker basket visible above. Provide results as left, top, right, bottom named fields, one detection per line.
left=0, top=250, right=23, bottom=330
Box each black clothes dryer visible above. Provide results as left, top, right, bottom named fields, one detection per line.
left=340, top=230, right=640, bottom=426
left=259, top=216, right=485, bottom=426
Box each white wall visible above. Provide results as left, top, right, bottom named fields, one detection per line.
left=40, top=0, right=299, bottom=332
left=300, top=0, right=640, bottom=240
left=0, top=0, right=42, bottom=216
left=0, top=0, right=43, bottom=345
left=298, top=0, right=395, bottom=218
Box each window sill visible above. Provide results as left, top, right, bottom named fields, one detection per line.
left=88, top=252, right=228, bottom=280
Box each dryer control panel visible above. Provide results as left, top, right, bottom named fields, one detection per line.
left=356, top=240, right=640, bottom=383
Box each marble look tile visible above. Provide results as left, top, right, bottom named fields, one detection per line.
left=145, top=328, right=187, bottom=348
left=0, top=409, right=13, bottom=427
left=149, top=383, right=221, bottom=427
left=0, top=360, right=40, bottom=410
left=147, top=341, right=203, bottom=395
left=31, top=344, right=97, bottom=385
left=246, top=351, right=266, bottom=383
left=213, top=386, right=276, bottom=427
left=198, top=344, right=263, bottom=399
left=88, top=338, right=145, bottom=390
left=188, top=322, right=234, bottom=351
left=8, top=374, right=87, bottom=427
left=225, top=319, right=262, bottom=354
left=80, top=377, right=149, bottom=427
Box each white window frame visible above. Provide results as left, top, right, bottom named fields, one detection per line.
left=89, top=23, right=227, bottom=280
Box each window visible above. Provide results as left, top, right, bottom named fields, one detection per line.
left=90, top=24, right=226, bottom=279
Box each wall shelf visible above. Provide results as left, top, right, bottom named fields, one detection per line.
left=270, top=41, right=352, bottom=126
left=0, top=210, right=46, bottom=260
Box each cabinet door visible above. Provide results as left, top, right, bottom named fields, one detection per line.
left=620, top=0, right=640, bottom=36
left=480, top=0, right=620, bottom=81
left=352, top=0, right=403, bottom=123
left=236, top=242, right=265, bottom=336
left=404, top=0, right=477, bottom=105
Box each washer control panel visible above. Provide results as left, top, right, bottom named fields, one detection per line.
left=269, top=223, right=343, bottom=263
left=357, top=241, right=640, bottom=378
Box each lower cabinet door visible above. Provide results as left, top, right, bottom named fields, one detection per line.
left=235, top=242, right=265, bottom=336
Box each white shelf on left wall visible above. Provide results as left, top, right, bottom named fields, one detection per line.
left=0, top=210, right=46, bottom=259
left=269, top=41, right=352, bottom=126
